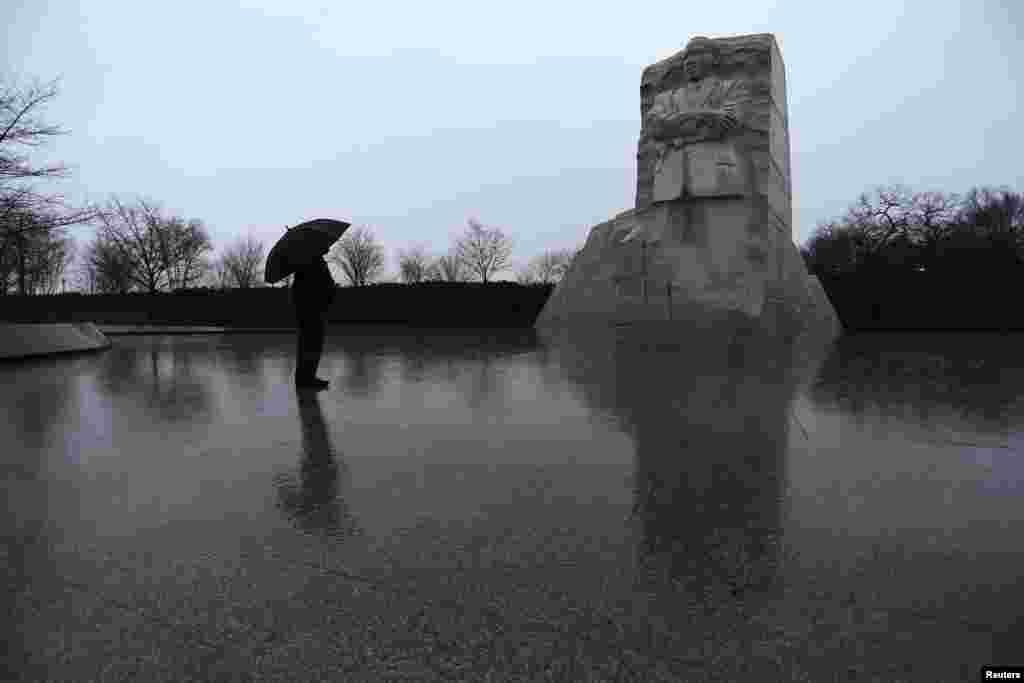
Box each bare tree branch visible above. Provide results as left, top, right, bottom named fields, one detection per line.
left=432, top=250, right=466, bottom=282
left=397, top=244, right=433, bottom=283
left=530, top=248, right=574, bottom=284
left=79, top=234, right=135, bottom=294
left=454, top=218, right=513, bottom=284
left=0, top=75, right=100, bottom=293
left=845, top=184, right=915, bottom=257
left=220, top=234, right=266, bottom=288
left=0, top=76, right=68, bottom=181
left=327, top=225, right=385, bottom=287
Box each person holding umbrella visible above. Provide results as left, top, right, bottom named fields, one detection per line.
left=265, top=219, right=350, bottom=390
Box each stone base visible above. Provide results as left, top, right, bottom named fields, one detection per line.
left=0, top=323, right=112, bottom=361
left=534, top=203, right=842, bottom=339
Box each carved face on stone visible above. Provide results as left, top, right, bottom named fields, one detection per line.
left=683, top=49, right=715, bottom=81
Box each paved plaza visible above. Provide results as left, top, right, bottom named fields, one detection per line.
left=3, top=325, right=1023, bottom=681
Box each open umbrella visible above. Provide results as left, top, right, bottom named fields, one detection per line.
left=265, top=219, right=351, bottom=284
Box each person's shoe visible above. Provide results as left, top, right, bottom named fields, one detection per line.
left=295, top=376, right=329, bottom=390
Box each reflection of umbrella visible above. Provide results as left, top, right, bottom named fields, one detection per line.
left=265, top=219, right=351, bottom=284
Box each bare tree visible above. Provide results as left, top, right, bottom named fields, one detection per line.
left=0, top=76, right=98, bottom=293
left=328, top=225, right=385, bottom=287
left=0, top=217, right=75, bottom=294
left=80, top=235, right=135, bottom=294
left=903, top=190, right=959, bottom=261
left=219, top=234, right=265, bottom=289
left=93, top=196, right=212, bottom=293
left=29, top=227, right=75, bottom=294
left=93, top=196, right=168, bottom=293
left=432, top=250, right=467, bottom=282
left=156, top=215, right=213, bottom=290
left=534, top=248, right=574, bottom=283
left=516, top=248, right=577, bottom=284
left=801, top=219, right=873, bottom=275
left=396, top=244, right=432, bottom=283
left=843, top=185, right=919, bottom=261
left=803, top=185, right=931, bottom=274
left=454, top=218, right=513, bottom=283
left=958, top=187, right=1024, bottom=244
left=209, top=256, right=231, bottom=289
left=0, top=207, right=82, bottom=294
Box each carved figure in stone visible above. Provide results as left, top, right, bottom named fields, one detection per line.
left=646, top=37, right=749, bottom=142
left=642, top=36, right=756, bottom=206
left=534, top=33, right=842, bottom=336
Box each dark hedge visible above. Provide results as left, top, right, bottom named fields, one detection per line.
left=0, top=282, right=557, bottom=328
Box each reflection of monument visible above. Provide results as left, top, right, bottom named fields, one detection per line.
left=537, top=320, right=832, bottom=593
left=537, top=34, right=841, bottom=338
left=809, top=334, right=1023, bottom=427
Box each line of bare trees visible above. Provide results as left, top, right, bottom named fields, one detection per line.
left=2, top=74, right=580, bottom=296
left=74, top=204, right=576, bottom=295
left=333, top=218, right=576, bottom=287
left=802, top=184, right=1024, bottom=277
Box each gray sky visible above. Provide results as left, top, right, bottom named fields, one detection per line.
left=4, top=0, right=1021, bottom=281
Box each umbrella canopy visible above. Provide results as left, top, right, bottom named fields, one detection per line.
left=265, top=219, right=351, bottom=284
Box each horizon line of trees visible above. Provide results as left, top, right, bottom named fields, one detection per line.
left=801, top=184, right=1023, bottom=328
left=2, top=199, right=582, bottom=295
left=0, top=76, right=580, bottom=297
left=801, top=184, right=1023, bottom=278
left=8, top=74, right=1020, bottom=305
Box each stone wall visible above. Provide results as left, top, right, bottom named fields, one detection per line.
left=0, top=323, right=112, bottom=361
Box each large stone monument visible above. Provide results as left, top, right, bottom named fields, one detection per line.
left=536, top=34, right=841, bottom=337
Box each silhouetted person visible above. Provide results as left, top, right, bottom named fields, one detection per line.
left=292, top=242, right=336, bottom=389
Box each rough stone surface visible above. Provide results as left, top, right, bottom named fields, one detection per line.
left=536, top=33, right=841, bottom=336
left=0, top=323, right=112, bottom=361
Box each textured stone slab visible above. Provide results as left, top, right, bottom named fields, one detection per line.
left=537, top=32, right=841, bottom=335
left=685, top=141, right=748, bottom=198
left=637, top=33, right=790, bottom=214
left=769, top=103, right=791, bottom=195
left=651, top=147, right=687, bottom=202
left=753, top=149, right=792, bottom=228
left=770, top=36, right=788, bottom=125
left=0, top=323, right=111, bottom=361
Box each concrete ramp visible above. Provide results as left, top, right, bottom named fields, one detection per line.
left=0, top=323, right=112, bottom=361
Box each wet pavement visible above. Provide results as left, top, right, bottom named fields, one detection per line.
left=2, top=323, right=1023, bottom=681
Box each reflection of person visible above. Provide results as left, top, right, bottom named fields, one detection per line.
left=292, top=240, right=337, bottom=389
left=274, top=392, right=360, bottom=538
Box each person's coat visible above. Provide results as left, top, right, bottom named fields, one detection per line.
left=292, top=258, right=337, bottom=315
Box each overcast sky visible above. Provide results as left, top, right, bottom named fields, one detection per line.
left=4, top=0, right=1021, bottom=281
